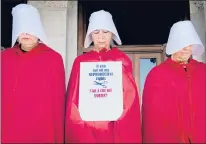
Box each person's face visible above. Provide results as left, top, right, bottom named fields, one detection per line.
left=172, top=45, right=192, bottom=63
left=18, top=33, right=39, bottom=50
left=91, top=29, right=112, bottom=51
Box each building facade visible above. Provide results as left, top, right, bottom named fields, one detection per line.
left=27, top=1, right=206, bottom=87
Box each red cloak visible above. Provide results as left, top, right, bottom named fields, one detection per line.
left=142, top=57, right=206, bottom=143
left=1, top=43, right=66, bottom=143
left=65, top=48, right=142, bottom=143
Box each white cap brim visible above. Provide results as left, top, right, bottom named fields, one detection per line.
left=84, top=10, right=122, bottom=48
left=11, top=4, right=48, bottom=47
left=166, top=20, right=204, bottom=56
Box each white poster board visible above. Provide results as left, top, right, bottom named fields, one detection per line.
left=79, top=61, right=123, bottom=121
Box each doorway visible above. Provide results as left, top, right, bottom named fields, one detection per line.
left=78, top=1, right=190, bottom=106
left=1, top=0, right=27, bottom=48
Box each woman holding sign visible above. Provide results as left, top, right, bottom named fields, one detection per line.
left=142, top=20, right=206, bottom=143
left=65, top=10, right=142, bottom=143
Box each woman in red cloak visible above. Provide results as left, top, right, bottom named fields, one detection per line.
left=65, top=10, right=142, bottom=143
left=2, top=4, right=65, bottom=143
left=142, top=20, right=206, bottom=143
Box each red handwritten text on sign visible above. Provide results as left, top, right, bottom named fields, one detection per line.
left=90, top=88, right=112, bottom=98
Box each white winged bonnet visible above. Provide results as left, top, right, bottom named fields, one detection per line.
left=166, top=20, right=204, bottom=56
left=84, top=10, right=122, bottom=48
left=11, top=4, right=48, bottom=47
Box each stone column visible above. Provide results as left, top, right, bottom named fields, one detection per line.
left=203, top=2, right=206, bottom=62
left=28, top=1, right=78, bottom=85
left=65, top=1, right=78, bottom=85
left=190, top=1, right=206, bottom=62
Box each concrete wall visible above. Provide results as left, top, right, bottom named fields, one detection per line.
left=190, top=1, right=206, bottom=62
left=28, top=1, right=78, bottom=85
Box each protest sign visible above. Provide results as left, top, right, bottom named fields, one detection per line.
left=79, top=61, right=123, bottom=121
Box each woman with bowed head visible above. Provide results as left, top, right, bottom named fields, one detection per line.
left=65, top=10, right=142, bottom=143
left=142, top=20, right=206, bottom=143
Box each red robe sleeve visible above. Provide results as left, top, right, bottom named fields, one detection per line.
left=113, top=52, right=142, bottom=143
left=142, top=67, right=172, bottom=143
left=51, top=54, right=66, bottom=143
left=65, top=58, right=95, bottom=143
